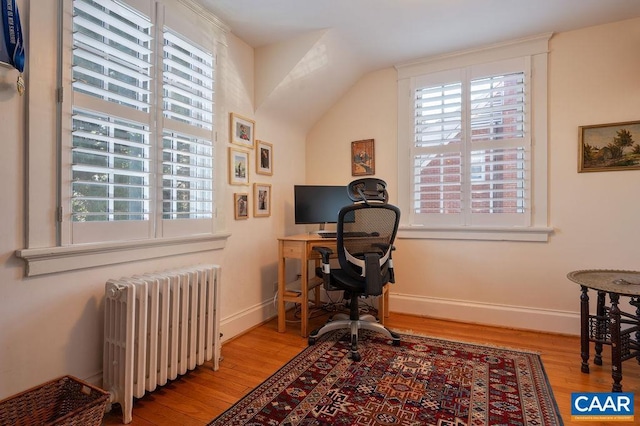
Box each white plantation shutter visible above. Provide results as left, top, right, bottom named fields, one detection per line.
left=70, top=0, right=153, bottom=243
left=72, top=110, right=151, bottom=222
left=469, top=72, right=528, bottom=217
left=72, top=0, right=153, bottom=111
left=162, top=30, right=214, bottom=130
left=161, top=29, right=214, bottom=223
left=162, top=132, right=213, bottom=220
left=413, top=82, right=463, bottom=216
left=65, top=0, right=217, bottom=244
left=409, top=59, right=531, bottom=227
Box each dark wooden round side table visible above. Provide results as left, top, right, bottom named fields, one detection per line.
left=567, top=269, right=640, bottom=392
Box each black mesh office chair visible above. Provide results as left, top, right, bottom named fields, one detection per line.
left=308, top=178, right=400, bottom=361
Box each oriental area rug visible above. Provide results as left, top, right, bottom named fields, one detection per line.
left=210, top=330, right=563, bottom=426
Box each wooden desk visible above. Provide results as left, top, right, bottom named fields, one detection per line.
left=277, top=233, right=389, bottom=337
left=567, top=269, right=640, bottom=392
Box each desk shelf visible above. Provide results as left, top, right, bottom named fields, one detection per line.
left=283, top=277, right=324, bottom=301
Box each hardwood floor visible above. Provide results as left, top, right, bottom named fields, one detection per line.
left=102, top=309, right=640, bottom=425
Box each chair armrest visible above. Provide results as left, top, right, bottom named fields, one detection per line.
left=313, top=246, right=333, bottom=287
left=313, top=246, right=333, bottom=263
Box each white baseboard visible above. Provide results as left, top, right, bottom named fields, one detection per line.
left=219, top=298, right=278, bottom=343
left=219, top=292, right=582, bottom=343
left=390, top=292, right=580, bottom=336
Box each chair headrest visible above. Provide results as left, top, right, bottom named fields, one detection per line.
left=347, top=178, right=388, bottom=203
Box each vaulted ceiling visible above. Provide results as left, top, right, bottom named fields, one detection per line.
left=197, top=0, right=640, bottom=132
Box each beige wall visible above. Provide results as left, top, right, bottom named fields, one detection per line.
left=0, top=1, right=306, bottom=399
left=307, top=17, right=640, bottom=334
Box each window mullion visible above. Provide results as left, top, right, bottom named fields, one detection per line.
left=150, top=3, right=164, bottom=238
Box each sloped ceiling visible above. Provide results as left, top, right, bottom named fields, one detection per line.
left=253, top=29, right=365, bottom=133
left=197, top=0, right=640, bottom=132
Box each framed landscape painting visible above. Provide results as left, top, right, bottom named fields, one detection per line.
left=579, top=120, right=640, bottom=172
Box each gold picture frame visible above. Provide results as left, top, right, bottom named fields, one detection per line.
left=351, top=139, right=375, bottom=176
left=229, top=147, right=250, bottom=185
left=256, top=140, right=273, bottom=176
left=579, top=120, right=640, bottom=172
left=253, top=183, right=271, bottom=217
left=230, top=112, right=255, bottom=148
left=234, top=193, right=249, bottom=220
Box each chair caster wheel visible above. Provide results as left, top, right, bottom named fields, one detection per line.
left=392, top=339, right=400, bottom=347
left=308, top=336, right=316, bottom=345
left=350, top=352, right=361, bottom=362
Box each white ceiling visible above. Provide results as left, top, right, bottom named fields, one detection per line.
left=196, top=0, right=640, bottom=131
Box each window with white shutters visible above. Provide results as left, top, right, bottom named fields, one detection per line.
left=411, top=66, right=528, bottom=227
left=397, top=35, right=552, bottom=241
left=65, top=0, right=217, bottom=244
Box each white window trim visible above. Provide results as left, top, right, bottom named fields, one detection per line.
left=16, top=233, right=230, bottom=277
left=396, top=33, right=553, bottom=242
left=16, top=0, right=231, bottom=276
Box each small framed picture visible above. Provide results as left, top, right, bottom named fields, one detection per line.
left=230, top=113, right=255, bottom=148
left=256, top=140, right=273, bottom=175
left=351, top=139, right=375, bottom=176
left=253, top=183, right=271, bottom=217
left=579, top=120, right=640, bottom=172
left=229, top=147, right=250, bottom=185
left=234, top=193, right=249, bottom=220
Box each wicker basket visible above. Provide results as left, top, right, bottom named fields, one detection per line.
left=0, top=375, right=109, bottom=426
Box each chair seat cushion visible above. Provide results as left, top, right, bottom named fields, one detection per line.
left=329, top=268, right=388, bottom=295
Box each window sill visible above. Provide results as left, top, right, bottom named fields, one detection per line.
left=397, top=225, right=554, bottom=242
left=15, top=232, right=231, bottom=276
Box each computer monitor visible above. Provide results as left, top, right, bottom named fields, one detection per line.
left=294, top=185, right=352, bottom=229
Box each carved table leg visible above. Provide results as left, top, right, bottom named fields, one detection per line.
left=609, top=293, right=623, bottom=392
left=580, top=285, right=590, bottom=373
left=594, top=290, right=606, bottom=366
left=630, top=297, right=640, bottom=364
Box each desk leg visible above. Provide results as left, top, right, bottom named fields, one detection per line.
left=609, top=293, right=623, bottom=392
left=580, top=286, right=590, bottom=373
left=378, top=286, right=389, bottom=325
left=313, top=259, right=321, bottom=307
left=300, top=256, right=309, bottom=338
left=277, top=242, right=286, bottom=333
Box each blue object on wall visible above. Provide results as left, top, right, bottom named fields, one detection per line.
left=0, top=0, right=24, bottom=94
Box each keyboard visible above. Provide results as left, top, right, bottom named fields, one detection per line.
left=317, top=232, right=336, bottom=238
left=317, top=231, right=372, bottom=238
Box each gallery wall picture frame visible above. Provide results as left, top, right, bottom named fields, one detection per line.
left=229, top=147, right=250, bottom=185
left=253, top=183, right=271, bottom=217
left=256, top=140, right=273, bottom=175
left=578, top=120, right=640, bottom=173
left=230, top=113, right=255, bottom=148
left=234, top=193, right=249, bottom=220
left=351, top=139, right=375, bottom=176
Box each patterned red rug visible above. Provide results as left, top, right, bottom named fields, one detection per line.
left=210, top=330, right=563, bottom=425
